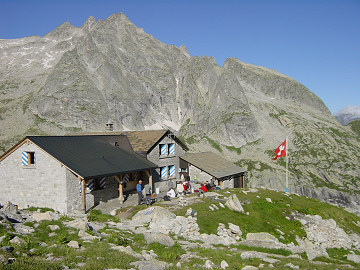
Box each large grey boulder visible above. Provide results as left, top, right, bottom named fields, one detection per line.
left=131, top=206, right=176, bottom=226
left=2, top=202, right=18, bottom=214
left=143, top=232, right=174, bottom=247
left=246, top=232, right=279, bottom=243
left=32, top=212, right=53, bottom=222
left=130, top=259, right=168, bottom=270
left=295, top=236, right=328, bottom=260
left=67, top=240, right=80, bottom=249
left=9, top=236, right=26, bottom=245
left=13, top=223, right=35, bottom=234
left=347, top=253, right=360, bottom=263
left=225, top=194, right=244, bottom=213
left=240, top=251, right=269, bottom=260
left=110, top=245, right=142, bottom=259
left=64, top=218, right=90, bottom=231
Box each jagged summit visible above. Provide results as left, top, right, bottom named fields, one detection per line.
left=0, top=13, right=359, bottom=211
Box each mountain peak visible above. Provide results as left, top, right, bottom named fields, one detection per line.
left=82, top=16, right=97, bottom=32
left=104, top=13, right=131, bottom=24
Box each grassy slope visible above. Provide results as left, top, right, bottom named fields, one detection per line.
left=349, top=119, right=360, bottom=137
left=1, top=189, right=360, bottom=269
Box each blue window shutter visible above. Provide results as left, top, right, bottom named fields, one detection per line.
left=169, top=143, right=175, bottom=155
left=161, top=166, right=168, bottom=178
left=22, top=152, right=28, bottom=166
left=169, top=165, right=175, bottom=176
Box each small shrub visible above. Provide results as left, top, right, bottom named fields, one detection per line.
left=57, top=234, right=68, bottom=245
left=107, top=231, right=130, bottom=246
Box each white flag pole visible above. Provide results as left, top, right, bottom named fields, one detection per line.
left=286, top=136, right=289, bottom=193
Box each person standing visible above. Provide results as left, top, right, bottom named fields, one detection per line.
left=137, top=180, right=143, bottom=205
left=144, top=182, right=152, bottom=206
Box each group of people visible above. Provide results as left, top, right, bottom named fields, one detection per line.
left=199, top=179, right=216, bottom=193
left=136, top=180, right=152, bottom=206
left=136, top=177, right=218, bottom=206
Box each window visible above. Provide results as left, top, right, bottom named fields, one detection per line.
left=168, top=143, right=175, bottom=155
left=169, top=165, right=175, bottom=177
left=22, top=152, right=35, bottom=166
left=160, top=166, right=168, bottom=179
left=159, top=144, right=168, bottom=156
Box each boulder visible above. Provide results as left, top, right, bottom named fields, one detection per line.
left=78, top=230, right=99, bottom=240
left=221, top=260, right=229, bottom=269
left=110, top=245, right=142, bottom=259
left=13, top=223, right=35, bottom=234
left=296, top=237, right=328, bottom=260
left=32, top=212, right=53, bottom=222
left=246, top=232, right=279, bottom=243
left=228, top=223, right=242, bottom=236
left=242, top=266, right=258, bottom=270
left=64, top=218, right=90, bottom=231
left=143, top=232, right=174, bottom=247
left=241, top=251, right=268, bottom=260
left=225, top=194, right=244, bottom=213
left=9, top=236, right=26, bottom=245
left=48, top=225, right=60, bottom=231
left=347, top=254, right=360, bottom=264
left=2, top=202, right=18, bottom=214
left=131, top=206, right=176, bottom=226
left=130, top=259, right=168, bottom=270
left=67, top=240, right=80, bottom=249
left=204, top=260, right=215, bottom=269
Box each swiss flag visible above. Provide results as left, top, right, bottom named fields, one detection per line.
left=273, top=139, right=286, bottom=160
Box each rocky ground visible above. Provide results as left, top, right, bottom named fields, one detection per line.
left=1, top=188, right=360, bottom=269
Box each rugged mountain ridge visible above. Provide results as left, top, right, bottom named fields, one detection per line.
left=1, top=13, right=359, bottom=211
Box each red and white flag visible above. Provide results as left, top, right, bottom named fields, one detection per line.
left=273, top=139, right=286, bottom=160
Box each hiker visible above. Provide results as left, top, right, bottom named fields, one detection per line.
left=210, top=177, right=215, bottom=187
left=205, top=181, right=212, bottom=190
left=136, top=180, right=143, bottom=205
left=183, top=181, right=190, bottom=194
left=167, top=188, right=176, bottom=198
left=177, top=181, right=184, bottom=195
left=199, top=183, right=207, bottom=193
left=144, top=182, right=152, bottom=206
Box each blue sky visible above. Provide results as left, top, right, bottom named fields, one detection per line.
left=1, top=0, right=359, bottom=114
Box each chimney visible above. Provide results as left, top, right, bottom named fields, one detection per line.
left=105, top=123, right=114, bottom=131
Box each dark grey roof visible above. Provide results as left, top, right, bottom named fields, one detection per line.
left=180, top=152, right=245, bottom=179
left=68, top=129, right=189, bottom=153
left=27, top=135, right=157, bottom=180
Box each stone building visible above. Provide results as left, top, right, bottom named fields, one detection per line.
left=0, top=135, right=156, bottom=213
left=0, top=130, right=246, bottom=213
left=180, top=152, right=246, bottom=188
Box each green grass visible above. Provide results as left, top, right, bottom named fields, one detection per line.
left=349, top=119, right=360, bottom=137
left=204, top=136, right=223, bottom=152
left=224, top=145, right=242, bottom=155
left=25, top=206, right=55, bottom=213
left=148, top=242, right=185, bottom=263
left=87, top=209, right=120, bottom=223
